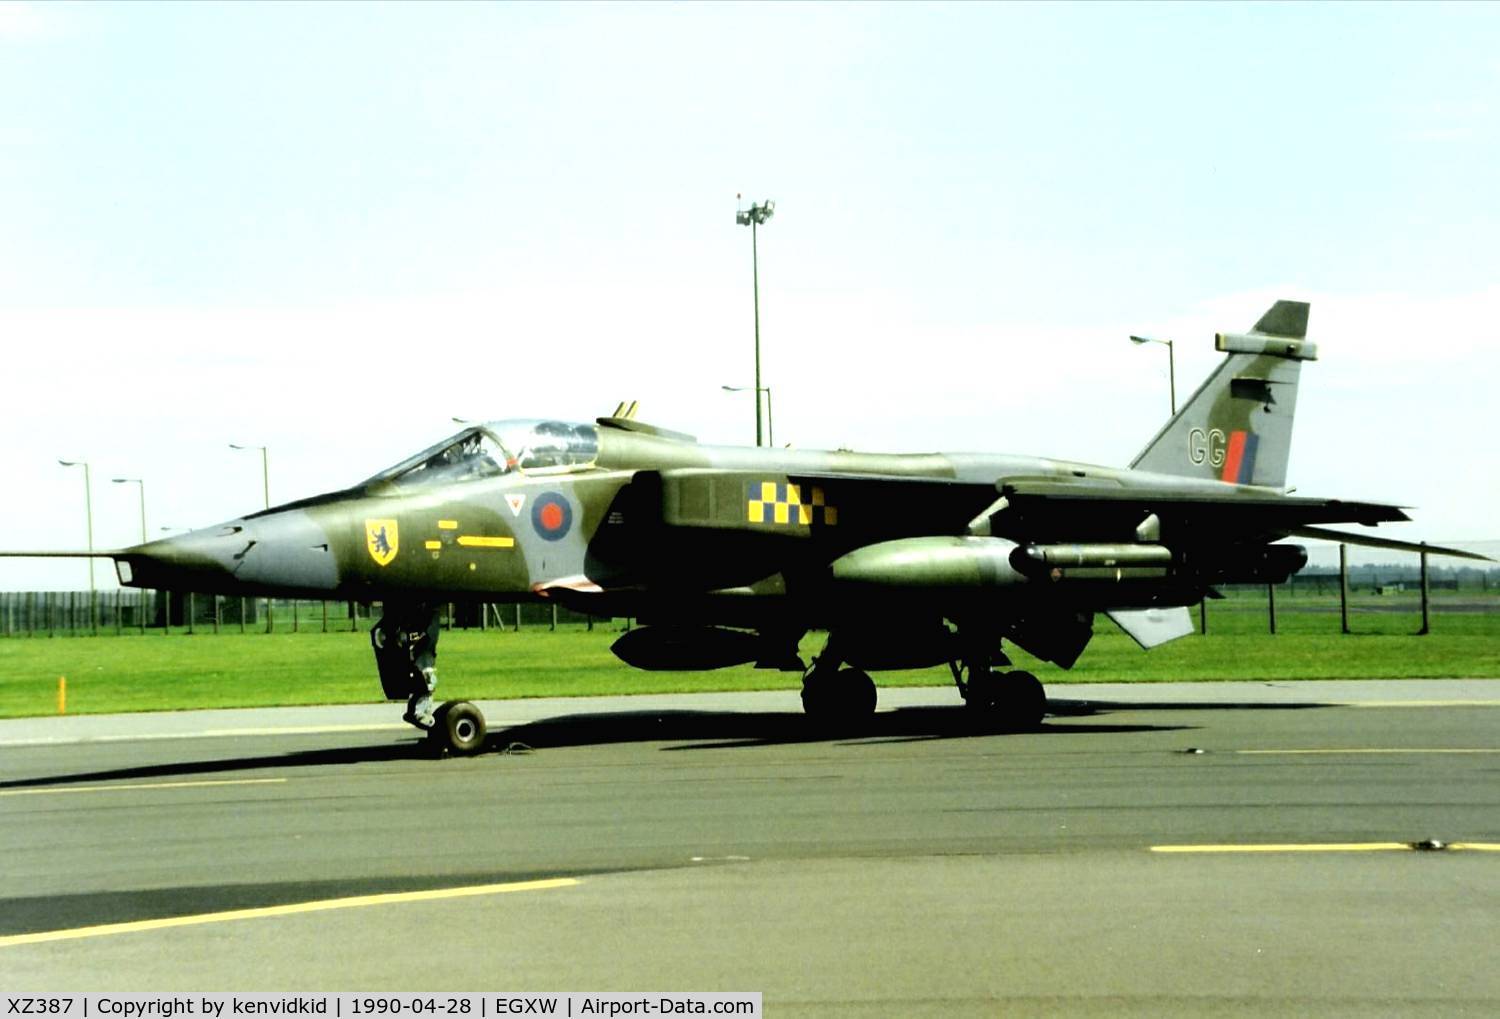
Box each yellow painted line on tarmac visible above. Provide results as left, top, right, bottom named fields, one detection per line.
left=1151, top=842, right=1500, bottom=854
left=1152, top=842, right=1412, bottom=854
left=1350, top=700, right=1500, bottom=708
left=1236, top=748, right=1500, bottom=756
left=0, top=877, right=581, bottom=949
left=0, top=778, right=288, bottom=799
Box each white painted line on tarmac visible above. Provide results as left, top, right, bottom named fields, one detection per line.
left=0, top=722, right=407, bottom=748
left=0, top=720, right=528, bottom=749
left=1349, top=700, right=1500, bottom=708
left=0, top=777, right=288, bottom=798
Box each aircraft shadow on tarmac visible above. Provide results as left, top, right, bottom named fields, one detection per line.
left=0, top=698, right=1336, bottom=790
left=495, top=696, right=1335, bottom=753
left=492, top=704, right=1186, bottom=752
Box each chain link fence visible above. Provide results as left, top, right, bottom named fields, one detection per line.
left=3, top=541, right=1495, bottom=640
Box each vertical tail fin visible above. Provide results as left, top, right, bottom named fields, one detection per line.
left=1130, top=300, right=1315, bottom=489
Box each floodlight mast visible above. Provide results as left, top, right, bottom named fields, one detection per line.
left=112, top=476, right=148, bottom=634
left=229, top=443, right=270, bottom=509
left=229, top=442, right=272, bottom=632
left=736, top=197, right=775, bottom=446
left=1129, top=334, right=1176, bottom=416
left=721, top=384, right=774, bottom=447
left=57, top=458, right=97, bottom=634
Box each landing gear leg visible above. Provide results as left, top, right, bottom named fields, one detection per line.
left=953, top=638, right=1046, bottom=732
left=371, top=603, right=442, bottom=732
left=371, top=604, right=488, bottom=756
left=404, top=669, right=437, bottom=730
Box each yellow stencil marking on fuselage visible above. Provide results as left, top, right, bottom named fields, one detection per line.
left=424, top=540, right=442, bottom=550
left=457, top=535, right=515, bottom=549
left=438, top=520, right=458, bottom=530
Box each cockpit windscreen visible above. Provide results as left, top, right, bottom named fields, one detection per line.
left=363, top=421, right=599, bottom=490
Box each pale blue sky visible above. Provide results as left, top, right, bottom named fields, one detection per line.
left=2, top=2, right=1497, bottom=586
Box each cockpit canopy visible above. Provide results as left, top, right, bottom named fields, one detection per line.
left=364, top=420, right=600, bottom=490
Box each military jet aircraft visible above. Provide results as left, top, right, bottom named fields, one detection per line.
left=5, top=300, right=1485, bottom=754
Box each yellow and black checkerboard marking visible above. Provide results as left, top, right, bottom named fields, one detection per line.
left=747, top=481, right=837, bottom=526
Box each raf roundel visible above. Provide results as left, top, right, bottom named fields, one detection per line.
left=531, top=492, right=573, bottom=542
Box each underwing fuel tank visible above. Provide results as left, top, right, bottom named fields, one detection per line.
left=830, top=537, right=1028, bottom=590
left=611, top=625, right=768, bottom=671
left=829, top=538, right=1309, bottom=590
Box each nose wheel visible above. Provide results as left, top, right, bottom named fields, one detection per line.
left=428, top=700, right=488, bottom=756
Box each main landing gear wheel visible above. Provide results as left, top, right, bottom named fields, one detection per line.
left=801, top=666, right=877, bottom=719
left=430, top=700, right=487, bottom=756
left=964, top=668, right=1047, bottom=732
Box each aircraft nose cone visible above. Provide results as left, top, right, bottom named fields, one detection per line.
left=118, top=510, right=339, bottom=597
left=232, top=509, right=339, bottom=593
left=118, top=524, right=253, bottom=593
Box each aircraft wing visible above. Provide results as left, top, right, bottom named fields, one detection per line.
left=985, top=478, right=1488, bottom=559
left=1284, top=526, right=1491, bottom=562
left=636, top=468, right=1479, bottom=552
left=984, top=477, right=1411, bottom=544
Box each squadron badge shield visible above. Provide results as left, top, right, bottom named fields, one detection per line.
left=365, top=519, right=399, bottom=566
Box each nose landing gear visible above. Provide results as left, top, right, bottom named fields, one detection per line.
left=371, top=603, right=489, bottom=754
left=431, top=700, right=488, bottom=756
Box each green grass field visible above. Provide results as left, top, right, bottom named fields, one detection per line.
left=2, top=592, right=1497, bottom=718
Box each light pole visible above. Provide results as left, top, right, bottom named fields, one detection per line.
left=111, top=477, right=148, bottom=543
left=112, top=477, right=148, bottom=634
left=1129, top=335, right=1176, bottom=416
left=229, top=443, right=270, bottom=508
left=57, top=459, right=97, bottom=635
left=735, top=196, right=775, bottom=446
left=229, top=442, right=271, bottom=632
left=721, top=385, right=774, bottom=447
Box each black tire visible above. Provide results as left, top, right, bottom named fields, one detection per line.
left=800, top=663, right=834, bottom=717
left=438, top=701, right=487, bottom=755
left=999, top=670, right=1047, bottom=731
left=801, top=667, right=877, bottom=720
left=799, top=683, right=826, bottom=716
left=964, top=668, right=1046, bottom=732
left=838, top=667, right=878, bottom=716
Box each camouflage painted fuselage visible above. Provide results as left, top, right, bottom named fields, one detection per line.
left=110, top=299, right=1456, bottom=674
left=120, top=426, right=1117, bottom=615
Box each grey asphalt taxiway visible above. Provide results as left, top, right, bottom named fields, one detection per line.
left=2, top=681, right=1499, bottom=1015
